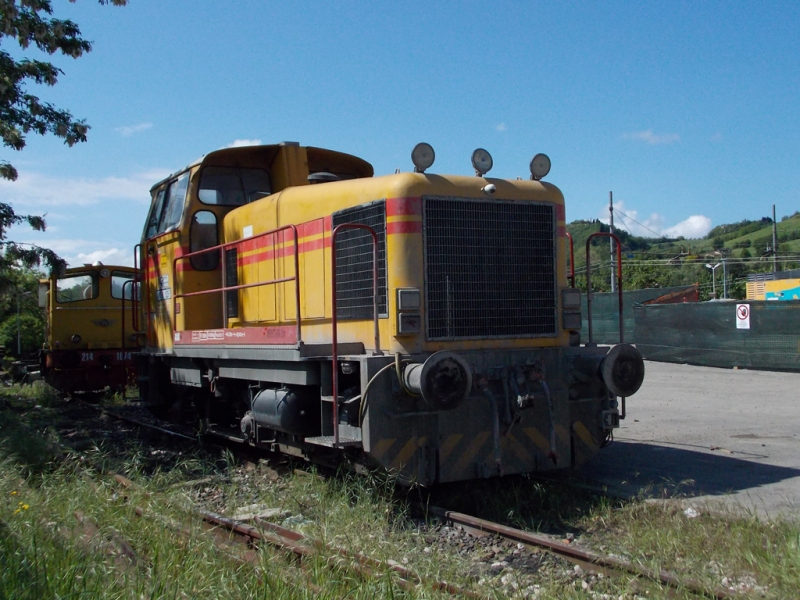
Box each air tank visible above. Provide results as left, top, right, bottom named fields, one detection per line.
left=247, top=387, right=320, bottom=436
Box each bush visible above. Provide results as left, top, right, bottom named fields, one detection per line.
left=0, top=313, right=44, bottom=356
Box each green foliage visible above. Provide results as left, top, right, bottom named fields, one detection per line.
left=0, top=0, right=126, bottom=272
left=0, top=312, right=43, bottom=355
left=0, top=266, right=43, bottom=356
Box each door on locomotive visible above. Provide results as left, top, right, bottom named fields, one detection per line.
left=40, top=264, right=138, bottom=394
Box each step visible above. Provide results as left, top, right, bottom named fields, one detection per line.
left=304, top=436, right=362, bottom=448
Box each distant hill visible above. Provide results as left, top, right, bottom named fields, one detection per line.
left=566, top=211, right=800, bottom=299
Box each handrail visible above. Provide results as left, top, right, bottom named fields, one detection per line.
left=585, top=232, right=624, bottom=345
left=131, top=243, right=141, bottom=333
left=121, top=279, right=133, bottom=352
left=330, top=223, right=382, bottom=447
left=171, top=224, right=301, bottom=344
left=565, top=232, right=575, bottom=288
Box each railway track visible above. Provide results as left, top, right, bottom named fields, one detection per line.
left=77, top=399, right=739, bottom=598
left=427, top=505, right=735, bottom=599
left=110, top=472, right=477, bottom=597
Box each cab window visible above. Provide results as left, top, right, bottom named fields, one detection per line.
left=111, top=271, right=138, bottom=300
left=198, top=167, right=271, bottom=206
left=160, top=172, right=190, bottom=232
left=144, top=189, right=166, bottom=238
left=57, top=273, right=97, bottom=303
left=190, top=211, right=219, bottom=271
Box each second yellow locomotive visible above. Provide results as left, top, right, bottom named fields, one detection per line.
left=135, top=142, right=644, bottom=484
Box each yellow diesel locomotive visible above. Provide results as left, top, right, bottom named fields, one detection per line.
left=40, top=263, right=139, bottom=394
left=134, top=142, right=644, bottom=484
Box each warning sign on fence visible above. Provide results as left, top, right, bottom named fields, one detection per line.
left=736, top=304, right=750, bottom=330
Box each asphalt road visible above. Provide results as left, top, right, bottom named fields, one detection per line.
left=578, top=360, right=800, bottom=517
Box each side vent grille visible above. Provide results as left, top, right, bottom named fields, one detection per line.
left=331, top=201, right=387, bottom=320
left=224, top=248, right=238, bottom=319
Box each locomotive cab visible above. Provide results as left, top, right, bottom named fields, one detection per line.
left=40, top=264, right=139, bottom=394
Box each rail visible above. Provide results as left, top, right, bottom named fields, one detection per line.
left=330, top=223, right=382, bottom=447
left=585, top=232, right=624, bottom=345
left=565, top=232, right=575, bottom=288
left=171, top=224, right=301, bottom=343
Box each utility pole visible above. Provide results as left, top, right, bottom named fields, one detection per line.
left=722, top=259, right=727, bottom=299
left=773, top=204, right=778, bottom=273
left=609, top=191, right=616, bottom=292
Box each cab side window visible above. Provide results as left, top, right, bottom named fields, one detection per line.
left=111, top=271, right=139, bottom=300
left=198, top=167, right=271, bottom=206
left=144, top=189, right=166, bottom=239
left=190, top=211, right=219, bottom=271
left=160, top=173, right=190, bottom=233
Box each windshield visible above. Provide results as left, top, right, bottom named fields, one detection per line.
left=198, top=167, right=272, bottom=206
left=57, top=273, right=97, bottom=303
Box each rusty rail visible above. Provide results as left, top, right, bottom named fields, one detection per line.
left=428, top=505, right=733, bottom=600
left=199, top=508, right=476, bottom=597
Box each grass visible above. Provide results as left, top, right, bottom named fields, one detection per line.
left=1, top=384, right=798, bottom=598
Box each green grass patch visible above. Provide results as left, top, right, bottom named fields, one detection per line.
left=1, top=393, right=797, bottom=598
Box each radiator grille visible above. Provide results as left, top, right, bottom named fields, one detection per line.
left=331, top=201, right=387, bottom=320
left=424, top=198, right=557, bottom=339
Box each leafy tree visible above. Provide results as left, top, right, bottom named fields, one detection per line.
left=0, top=312, right=43, bottom=356
left=0, top=0, right=126, bottom=272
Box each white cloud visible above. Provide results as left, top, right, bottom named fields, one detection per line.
left=599, top=200, right=712, bottom=239
left=495, top=123, right=507, bottom=132
left=0, top=168, right=171, bottom=207
left=11, top=236, right=135, bottom=268
left=663, top=215, right=713, bottom=239
left=115, top=122, right=153, bottom=137
left=227, top=138, right=262, bottom=148
left=622, top=129, right=680, bottom=145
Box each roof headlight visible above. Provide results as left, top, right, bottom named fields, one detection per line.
left=529, top=153, right=551, bottom=181
left=411, top=143, right=435, bottom=173
left=471, top=148, right=493, bottom=176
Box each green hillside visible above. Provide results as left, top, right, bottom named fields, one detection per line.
left=566, top=211, right=800, bottom=300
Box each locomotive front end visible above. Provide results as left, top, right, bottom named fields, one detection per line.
left=327, top=147, right=644, bottom=484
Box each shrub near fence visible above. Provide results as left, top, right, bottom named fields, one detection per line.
left=633, top=301, right=800, bottom=372
left=581, top=285, right=697, bottom=345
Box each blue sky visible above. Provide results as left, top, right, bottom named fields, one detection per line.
left=3, top=0, right=799, bottom=267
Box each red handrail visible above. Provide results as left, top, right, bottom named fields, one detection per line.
left=171, top=224, right=301, bottom=344
left=330, top=223, right=382, bottom=447
left=565, top=232, right=575, bottom=288
left=585, top=232, right=624, bottom=344
left=120, top=279, right=134, bottom=352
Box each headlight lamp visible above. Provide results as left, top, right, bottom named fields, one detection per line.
left=471, top=148, right=493, bottom=176
left=411, top=143, right=435, bottom=173
left=529, top=153, right=551, bottom=181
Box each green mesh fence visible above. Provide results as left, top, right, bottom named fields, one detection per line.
left=633, top=301, right=800, bottom=371
left=580, top=286, right=692, bottom=345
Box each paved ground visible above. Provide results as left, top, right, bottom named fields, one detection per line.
left=577, top=360, right=800, bottom=517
